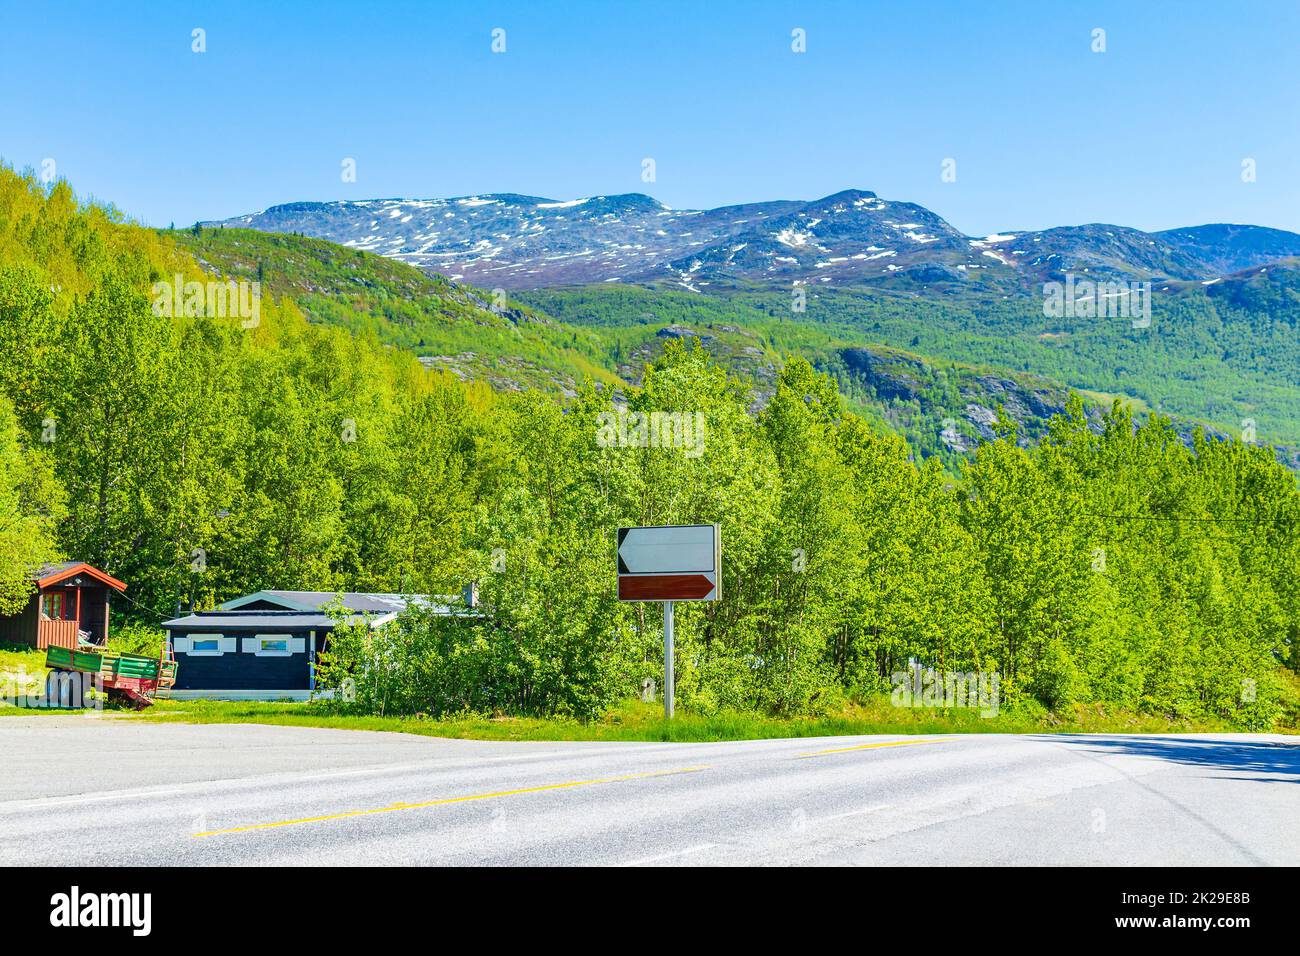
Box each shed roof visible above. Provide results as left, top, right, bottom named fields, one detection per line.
left=161, top=610, right=383, bottom=631
left=34, top=562, right=127, bottom=591
left=219, top=590, right=447, bottom=613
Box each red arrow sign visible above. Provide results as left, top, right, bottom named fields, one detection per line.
left=618, top=574, right=716, bottom=601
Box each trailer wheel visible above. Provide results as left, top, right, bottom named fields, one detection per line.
left=44, top=670, right=87, bottom=709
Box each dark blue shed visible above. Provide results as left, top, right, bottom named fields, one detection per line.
left=162, top=589, right=473, bottom=700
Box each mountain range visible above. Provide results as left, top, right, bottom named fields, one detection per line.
left=193, top=187, right=1300, bottom=463
left=208, top=189, right=1300, bottom=295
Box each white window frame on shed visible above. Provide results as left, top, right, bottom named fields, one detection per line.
left=242, top=634, right=306, bottom=657
left=176, top=633, right=234, bottom=656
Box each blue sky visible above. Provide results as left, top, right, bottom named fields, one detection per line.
left=2, top=0, right=1297, bottom=235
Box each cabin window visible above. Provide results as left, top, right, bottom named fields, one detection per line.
left=255, top=635, right=292, bottom=656
left=41, top=592, right=67, bottom=620
left=189, top=635, right=224, bottom=656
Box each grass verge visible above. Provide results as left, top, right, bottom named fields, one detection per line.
left=5, top=647, right=1296, bottom=741
left=112, top=696, right=1267, bottom=742
left=0, top=641, right=46, bottom=699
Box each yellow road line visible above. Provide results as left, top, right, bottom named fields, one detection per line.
left=193, top=765, right=711, bottom=838
left=795, top=738, right=953, bottom=759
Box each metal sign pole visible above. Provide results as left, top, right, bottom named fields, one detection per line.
left=618, top=525, right=721, bottom=719
left=663, top=600, right=674, bottom=719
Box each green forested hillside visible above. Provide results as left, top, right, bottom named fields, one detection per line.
left=172, top=225, right=619, bottom=393
left=1, top=167, right=1297, bottom=729
left=171, top=230, right=1169, bottom=469
left=175, top=225, right=1300, bottom=472
left=519, top=282, right=1300, bottom=448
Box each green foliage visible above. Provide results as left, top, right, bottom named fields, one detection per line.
left=105, top=621, right=166, bottom=658
left=315, top=347, right=1299, bottom=726
left=1, top=165, right=1296, bottom=730
left=0, top=395, right=63, bottom=615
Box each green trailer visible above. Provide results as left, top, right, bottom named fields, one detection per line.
left=44, top=645, right=178, bottom=709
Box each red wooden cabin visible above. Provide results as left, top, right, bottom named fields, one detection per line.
left=0, top=562, right=127, bottom=650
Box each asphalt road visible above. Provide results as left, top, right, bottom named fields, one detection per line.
left=1, top=718, right=1296, bottom=865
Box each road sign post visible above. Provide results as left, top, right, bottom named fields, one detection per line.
left=663, top=601, right=674, bottom=719
left=617, top=524, right=719, bottom=719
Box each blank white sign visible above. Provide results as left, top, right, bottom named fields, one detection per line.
left=618, top=525, right=716, bottom=574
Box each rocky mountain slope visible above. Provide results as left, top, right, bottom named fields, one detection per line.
left=209, top=190, right=1300, bottom=294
